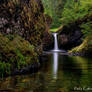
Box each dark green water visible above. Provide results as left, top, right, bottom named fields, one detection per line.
left=0, top=53, right=92, bottom=92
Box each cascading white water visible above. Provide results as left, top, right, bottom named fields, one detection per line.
left=52, top=33, right=65, bottom=52
left=53, top=33, right=59, bottom=51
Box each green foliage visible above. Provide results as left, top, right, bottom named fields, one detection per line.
left=80, top=21, right=92, bottom=37
left=42, top=0, right=66, bottom=28
left=0, top=34, right=38, bottom=77
left=61, top=0, right=92, bottom=25
left=0, top=62, right=11, bottom=77
left=6, top=34, right=15, bottom=41
left=15, top=49, right=26, bottom=69
left=60, top=0, right=92, bottom=55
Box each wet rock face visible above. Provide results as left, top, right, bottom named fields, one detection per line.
left=0, top=0, right=53, bottom=53
left=59, top=34, right=68, bottom=44
left=0, top=0, right=46, bottom=48
left=59, top=26, right=82, bottom=50
left=43, top=31, right=54, bottom=51
left=34, top=0, right=44, bottom=12
left=45, top=14, right=53, bottom=27
left=42, top=14, right=53, bottom=51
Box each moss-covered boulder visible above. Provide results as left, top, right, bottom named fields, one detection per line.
left=69, top=35, right=92, bottom=57
left=0, top=33, right=38, bottom=77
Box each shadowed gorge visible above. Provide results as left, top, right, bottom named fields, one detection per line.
left=0, top=0, right=92, bottom=92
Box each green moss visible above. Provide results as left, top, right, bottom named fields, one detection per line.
left=50, top=28, right=59, bottom=32
left=0, top=33, right=38, bottom=77
left=69, top=35, right=92, bottom=55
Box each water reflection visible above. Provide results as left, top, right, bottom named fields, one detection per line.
left=52, top=52, right=58, bottom=79
left=0, top=54, right=92, bottom=92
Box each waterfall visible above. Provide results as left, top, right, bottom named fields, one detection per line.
left=52, top=32, right=65, bottom=52
left=51, top=32, right=65, bottom=79
left=53, top=33, right=59, bottom=51
left=52, top=33, right=59, bottom=79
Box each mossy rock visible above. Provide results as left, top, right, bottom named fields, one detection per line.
left=0, top=33, right=38, bottom=77
left=0, top=0, right=47, bottom=49
left=69, top=35, right=92, bottom=56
